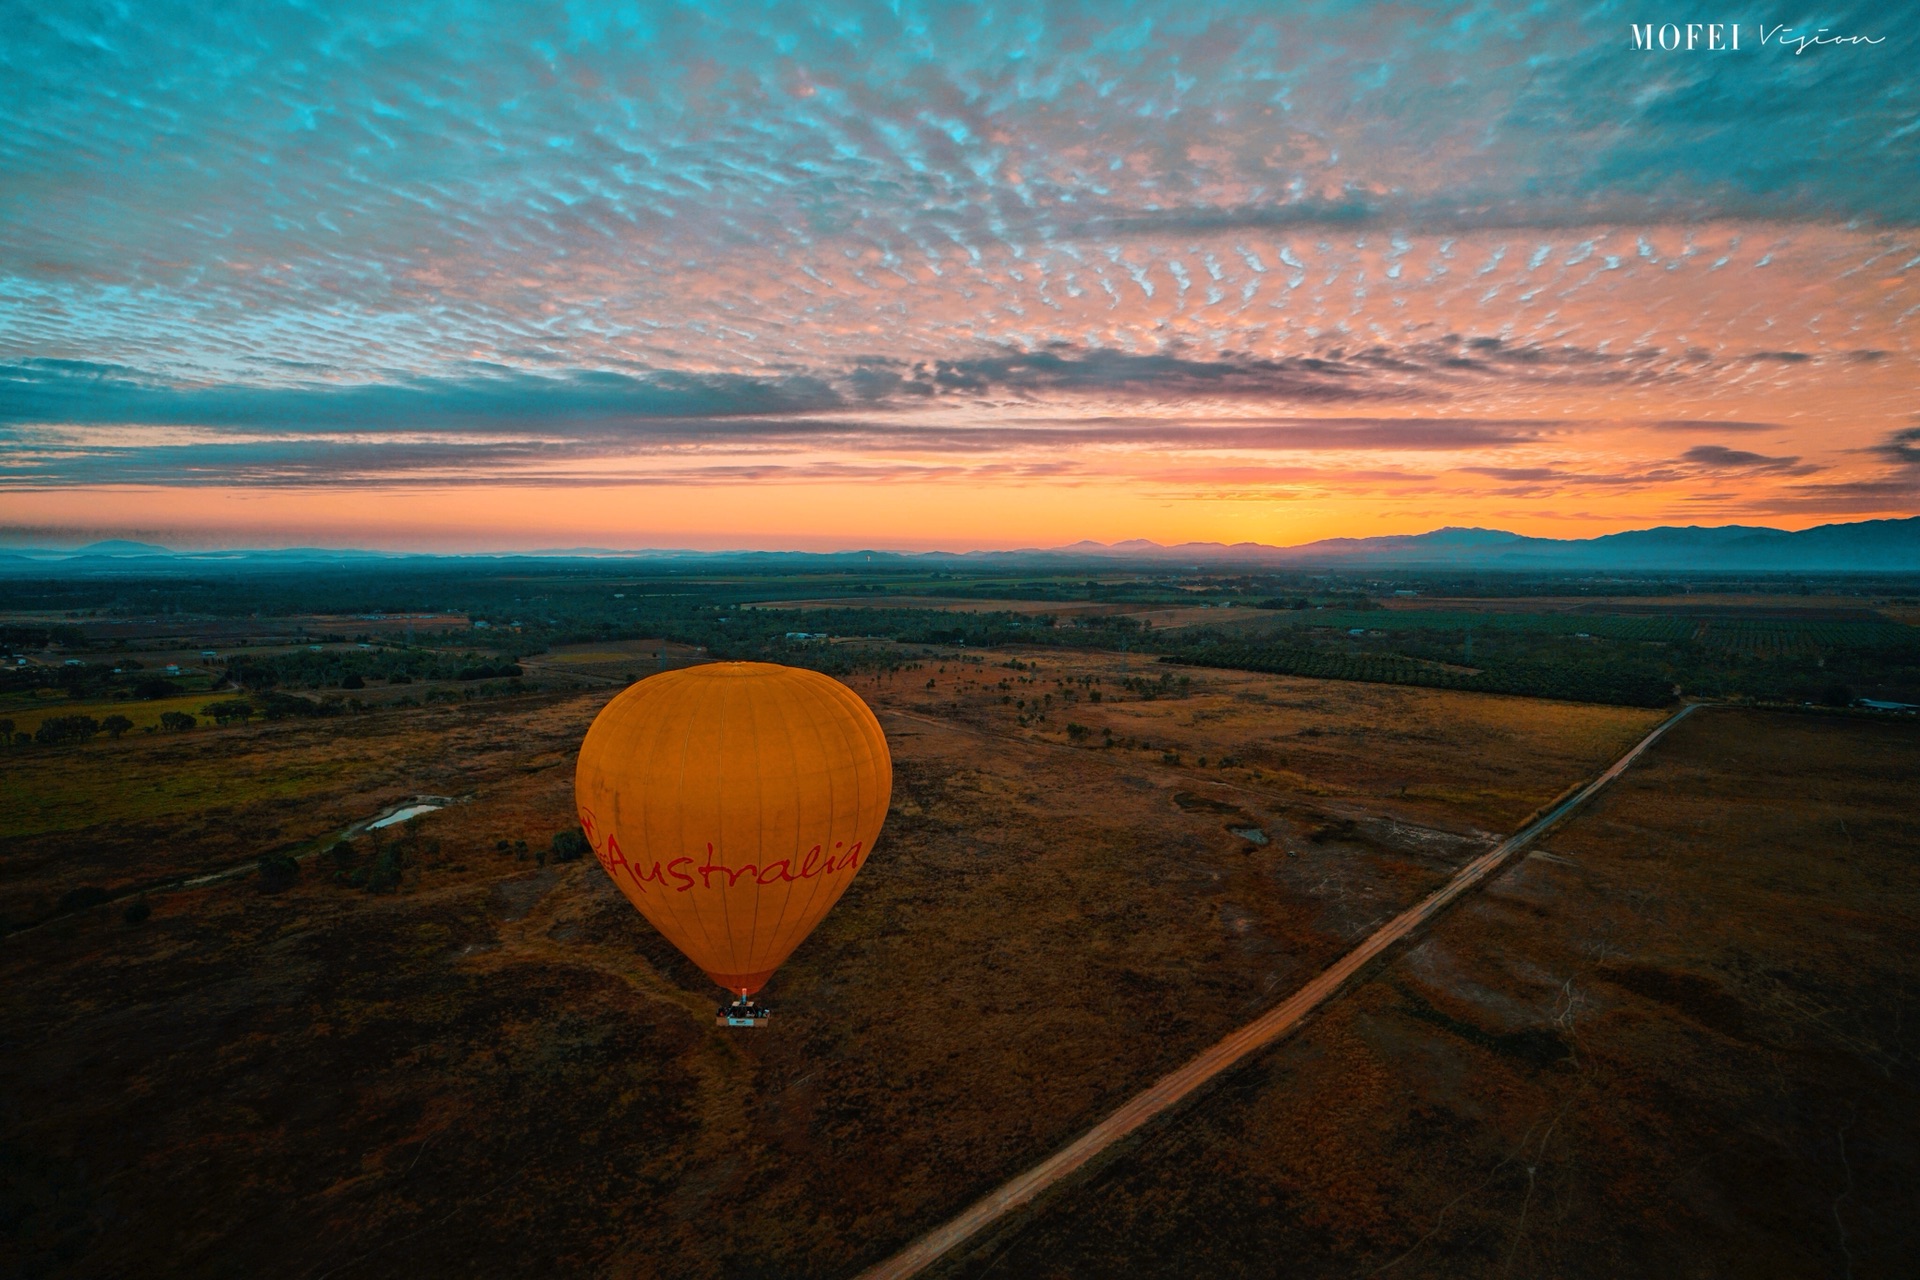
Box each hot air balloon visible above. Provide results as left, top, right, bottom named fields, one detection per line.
left=574, top=661, right=891, bottom=1027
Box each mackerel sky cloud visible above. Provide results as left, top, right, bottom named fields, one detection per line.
left=2, top=1, right=1916, bottom=549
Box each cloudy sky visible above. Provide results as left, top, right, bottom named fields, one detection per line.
left=3, top=1, right=1916, bottom=550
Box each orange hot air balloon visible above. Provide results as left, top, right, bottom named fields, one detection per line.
left=574, top=662, right=891, bottom=1019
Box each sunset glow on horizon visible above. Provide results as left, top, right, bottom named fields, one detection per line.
left=4, top=3, right=1916, bottom=552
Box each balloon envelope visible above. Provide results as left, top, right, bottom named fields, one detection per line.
left=574, top=662, right=891, bottom=996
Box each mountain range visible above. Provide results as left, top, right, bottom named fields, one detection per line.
left=3, top=517, right=1918, bottom=573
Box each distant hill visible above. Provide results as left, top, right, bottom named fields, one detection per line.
left=1005, top=517, right=1920, bottom=571
left=1, top=516, right=1916, bottom=572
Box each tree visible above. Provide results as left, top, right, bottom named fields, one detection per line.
left=0, top=718, right=12, bottom=745
left=550, top=829, right=590, bottom=863
left=201, top=699, right=254, bottom=725
left=35, top=715, right=101, bottom=745
left=101, top=714, right=134, bottom=739
left=365, top=846, right=404, bottom=893
left=159, top=711, right=196, bottom=732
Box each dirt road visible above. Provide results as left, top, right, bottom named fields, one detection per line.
left=855, top=702, right=1703, bottom=1280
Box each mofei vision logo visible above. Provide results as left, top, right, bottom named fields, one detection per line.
left=1630, top=22, right=1885, bottom=53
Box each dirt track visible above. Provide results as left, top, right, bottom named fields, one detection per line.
left=857, top=704, right=1702, bottom=1280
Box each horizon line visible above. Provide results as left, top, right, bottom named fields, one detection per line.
left=4, top=513, right=1917, bottom=561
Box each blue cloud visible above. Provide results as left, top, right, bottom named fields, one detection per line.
left=1, top=2, right=1913, bottom=494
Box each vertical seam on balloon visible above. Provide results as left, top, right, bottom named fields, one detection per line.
left=768, top=671, right=821, bottom=971
left=661, top=675, right=717, bottom=967
left=714, top=671, right=743, bottom=984
left=675, top=672, right=728, bottom=984
left=808, top=676, right=871, bottom=955
left=753, top=674, right=816, bottom=973
left=747, top=669, right=800, bottom=977
left=741, top=668, right=768, bottom=979
left=763, top=673, right=841, bottom=970
left=634, top=679, right=690, bottom=962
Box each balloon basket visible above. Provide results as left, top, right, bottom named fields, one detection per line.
left=716, top=996, right=771, bottom=1028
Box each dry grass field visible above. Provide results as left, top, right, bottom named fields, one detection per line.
left=947, top=709, right=1920, bottom=1279
left=0, top=657, right=1672, bottom=1278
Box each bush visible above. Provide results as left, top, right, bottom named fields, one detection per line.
left=258, top=853, right=300, bottom=892
left=551, top=829, right=591, bottom=863
left=159, top=711, right=196, bottom=732
left=201, top=699, right=255, bottom=725
left=1066, top=722, right=1090, bottom=742
left=101, top=714, right=135, bottom=738
left=258, top=692, right=335, bottom=720
left=57, top=885, right=112, bottom=914
left=123, top=896, right=152, bottom=925
left=35, top=715, right=101, bottom=745
left=364, top=847, right=404, bottom=893
left=327, top=839, right=358, bottom=870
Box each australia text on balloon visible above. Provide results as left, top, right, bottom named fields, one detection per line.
left=580, top=808, right=865, bottom=895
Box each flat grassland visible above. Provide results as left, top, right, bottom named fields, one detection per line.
left=3, top=664, right=1905, bottom=1278
left=948, top=709, right=1920, bottom=1278
left=0, top=657, right=1655, bottom=1278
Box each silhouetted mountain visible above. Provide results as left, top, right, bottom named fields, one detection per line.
left=995, top=518, right=1920, bottom=571
left=1, top=517, right=1915, bottom=572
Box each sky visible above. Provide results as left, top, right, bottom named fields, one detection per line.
left=2, top=1, right=1917, bottom=552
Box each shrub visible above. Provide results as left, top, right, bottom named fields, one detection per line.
left=202, top=699, right=255, bottom=725
left=101, top=714, right=135, bottom=738
left=258, top=692, right=333, bottom=720
left=1066, top=722, right=1090, bottom=742
left=258, top=853, right=300, bottom=891
left=364, top=848, right=404, bottom=892
left=36, top=714, right=101, bottom=745
left=123, top=896, right=152, bottom=925
left=550, top=829, right=591, bottom=863
left=327, top=839, right=358, bottom=870
left=159, top=711, right=196, bottom=732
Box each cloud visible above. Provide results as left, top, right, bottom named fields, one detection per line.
left=1734, top=427, right=1920, bottom=513
left=0, top=360, right=851, bottom=430
left=1680, top=444, right=1818, bottom=474
left=891, top=348, right=1396, bottom=402
left=0, top=351, right=1563, bottom=488
left=2, top=3, right=1915, bottom=532
left=1870, top=427, right=1920, bottom=465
